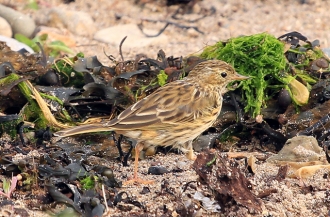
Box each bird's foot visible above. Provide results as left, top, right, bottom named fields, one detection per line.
left=186, top=149, right=197, bottom=160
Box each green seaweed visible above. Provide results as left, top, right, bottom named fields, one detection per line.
left=80, top=176, right=97, bottom=190
left=54, top=53, right=85, bottom=88
left=0, top=118, right=22, bottom=138
left=200, top=32, right=316, bottom=117
left=157, top=70, right=168, bottom=86
left=0, top=74, right=49, bottom=134
left=39, top=93, right=72, bottom=122
left=15, top=33, right=74, bottom=57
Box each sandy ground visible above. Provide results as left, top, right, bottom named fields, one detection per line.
left=1, top=0, right=330, bottom=216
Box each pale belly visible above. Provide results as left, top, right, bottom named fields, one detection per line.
left=125, top=112, right=219, bottom=149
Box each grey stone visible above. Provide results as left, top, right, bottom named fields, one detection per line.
left=267, top=135, right=323, bottom=163
left=94, top=24, right=168, bottom=48
left=47, top=8, right=96, bottom=37
left=193, top=133, right=219, bottom=152
left=322, top=48, right=330, bottom=57
left=0, top=4, right=36, bottom=37
left=148, top=166, right=169, bottom=175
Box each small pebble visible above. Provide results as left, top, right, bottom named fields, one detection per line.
left=192, top=133, right=218, bottom=152
left=0, top=4, right=36, bottom=37
left=150, top=160, right=162, bottom=166
left=0, top=16, right=12, bottom=37
left=140, top=186, right=150, bottom=194
left=148, top=166, right=169, bottom=175
left=315, top=58, right=329, bottom=69
left=176, top=161, right=187, bottom=170
left=47, top=8, right=96, bottom=37
left=278, top=89, right=292, bottom=109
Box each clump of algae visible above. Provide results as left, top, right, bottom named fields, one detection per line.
left=200, top=32, right=314, bottom=117
left=0, top=73, right=48, bottom=137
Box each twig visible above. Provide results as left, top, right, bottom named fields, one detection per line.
left=102, top=184, right=109, bottom=212
left=137, top=18, right=204, bottom=37
left=172, top=6, right=216, bottom=23
left=36, top=42, right=47, bottom=67
left=227, top=152, right=270, bottom=161
left=103, top=47, right=116, bottom=63
left=119, top=36, right=127, bottom=62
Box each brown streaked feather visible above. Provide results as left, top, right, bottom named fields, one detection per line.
left=54, top=124, right=111, bottom=137
left=104, top=80, right=215, bottom=130
left=117, top=114, right=158, bottom=124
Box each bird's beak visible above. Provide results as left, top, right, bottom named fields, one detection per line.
left=233, top=73, right=250, bottom=80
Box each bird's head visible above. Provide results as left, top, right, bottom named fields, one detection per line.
left=187, top=59, right=249, bottom=87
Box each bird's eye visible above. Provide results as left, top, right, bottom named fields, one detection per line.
left=221, top=72, right=227, bottom=78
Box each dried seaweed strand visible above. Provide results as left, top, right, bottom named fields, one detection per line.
left=138, top=18, right=204, bottom=37
left=119, top=36, right=127, bottom=62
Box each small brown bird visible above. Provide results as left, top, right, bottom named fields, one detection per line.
left=55, top=59, right=248, bottom=184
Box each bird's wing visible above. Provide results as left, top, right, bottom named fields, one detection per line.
left=105, top=80, right=211, bottom=130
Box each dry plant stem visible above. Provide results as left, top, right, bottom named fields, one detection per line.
left=25, top=80, right=70, bottom=128
left=227, top=151, right=270, bottom=161
left=123, top=143, right=154, bottom=185
left=54, top=56, right=74, bottom=84
left=137, top=18, right=204, bottom=37
left=102, top=184, right=109, bottom=212
left=119, top=36, right=127, bottom=62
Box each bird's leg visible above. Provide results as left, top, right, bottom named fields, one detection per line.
left=123, top=142, right=154, bottom=185
left=186, top=141, right=197, bottom=160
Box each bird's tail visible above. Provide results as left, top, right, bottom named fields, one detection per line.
left=54, top=124, right=111, bottom=137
